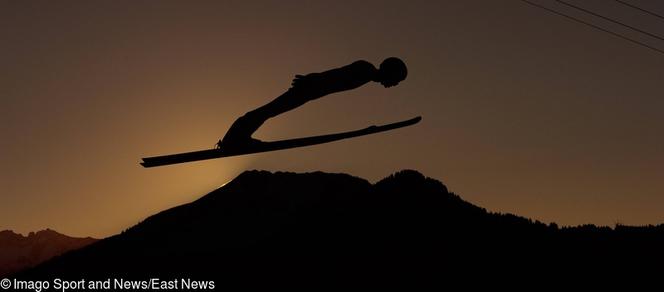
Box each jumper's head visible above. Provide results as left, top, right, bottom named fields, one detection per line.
left=377, top=57, right=408, bottom=88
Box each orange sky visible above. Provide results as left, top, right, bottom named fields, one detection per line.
left=2, top=0, right=663, bottom=238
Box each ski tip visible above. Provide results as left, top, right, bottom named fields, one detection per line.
left=140, top=160, right=155, bottom=168
left=405, top=116, right=422, bottom=124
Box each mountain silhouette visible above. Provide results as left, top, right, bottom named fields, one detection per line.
left=0, top=229, right=96, bottom=277
left=17, top=170, right=664, bottom=287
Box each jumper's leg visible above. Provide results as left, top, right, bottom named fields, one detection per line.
left=219, top=110, right=266, bottom=149
left=219, top=89, right=310, bottom=149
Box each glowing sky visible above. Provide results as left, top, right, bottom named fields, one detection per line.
left=2, top=0, right=663, bottom=237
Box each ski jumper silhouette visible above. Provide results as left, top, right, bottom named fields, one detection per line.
left=140, top=57, right=419, bottom=167
left=218, top=57, right=408, bottom=150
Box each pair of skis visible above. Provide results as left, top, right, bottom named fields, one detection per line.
left=140, top=116, right=421, bottom=168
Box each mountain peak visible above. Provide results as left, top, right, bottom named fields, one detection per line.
left=29, top=228, right=61, bottom=238
left=375, top=169, right=448, bottom=193
left=229, top=169, right=371, bottom=188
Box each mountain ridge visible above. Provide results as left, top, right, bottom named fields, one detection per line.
left=0, top=228, right=97, bottom=277
left=17, top=169, right=664, bottom=286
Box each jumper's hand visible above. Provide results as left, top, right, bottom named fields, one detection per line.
left=291, top=74, right=307, bottom=88
left=291, top=73, right=321, bottom=89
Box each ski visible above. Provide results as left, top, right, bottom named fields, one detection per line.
left=140, top=116, right=421, bottom=168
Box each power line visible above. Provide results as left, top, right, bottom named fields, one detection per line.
left=614, top=0, right=664, bottom=21
left=519, top=0, right=664, bottom=56
left=556, top=0, right=664, bottom=42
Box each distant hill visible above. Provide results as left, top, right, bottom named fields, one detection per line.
left=19, top=170, right=664, bottom=286
left=0, top=229, right=96, bottom=276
